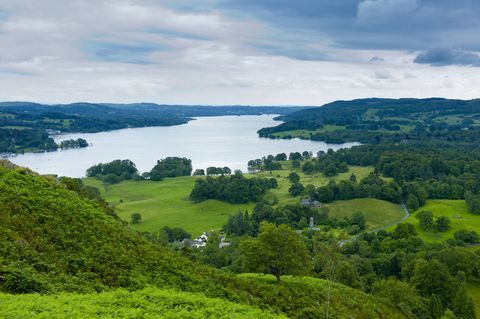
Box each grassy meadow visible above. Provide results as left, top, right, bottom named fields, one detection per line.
left=84, top=164, right=377, bottom=236
left=84, top=177, right=255, bottom=236
left=324, top=198, right=405, bottom=230
left=388, top=200, right=480, bottom=242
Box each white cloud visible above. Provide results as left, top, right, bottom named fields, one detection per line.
left=0, top=0, right=479, bottom=105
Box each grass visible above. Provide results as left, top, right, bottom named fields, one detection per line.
left=467, top=284, right=480, bottom=318
left=324, top=198, right=406, bottom=230
left=84, top=177, right=255, bottom=237
left=256, top=163, right=375, bottom=206
left=271, top=125, right=346, bottom=138
left=388, top=200, right=480, bottom=243
left=84, top=164, right=376, bottom=236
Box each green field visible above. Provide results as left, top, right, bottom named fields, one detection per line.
left=324, top=198, right=406, bottom=230
left=85, top=177, right=255, bottom=236
left=84, top=165, right=375, bottom=236
left=271, top=125, right=346, bottom=138
left=389, top=200, right=480, bottom=242
left=467, top=284, right=480, bottom=318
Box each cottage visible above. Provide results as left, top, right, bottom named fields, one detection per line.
left=300, top=198, right=322, bottom=208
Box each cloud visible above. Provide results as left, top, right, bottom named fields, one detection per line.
left=414, top=48, right=480, bottom=67
left=0, top=1, right=479, bottom=105
left=370, top=56, right=385, bottom=62
left=81, top=40, right=168, bottom=64
left=220, top=0, right=480, bottom=54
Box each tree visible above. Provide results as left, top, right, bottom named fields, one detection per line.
left=131, top=213, right=142, bottom=224
left=289, top=152, right=302, bottom=161
left=406, top=194, right=420, bottom=211
left=350, top=212, right=366, bottom=230
left=149, top=157, right=192, bottom=180
left=288, top=172, right=300, bottom=183
left=199, top=232, right=228, bottom=268
left=291, top=160, right=301, bottom=168
left=206, top=167, right=218, bottom=175
left=222, top=167, right=232, bottom=175
left=465, top=192, right=480, bottom=215
left=315, top=186, right=334, bottom=203
left=275, top=153, right=287, bottom=161
left=302, top=151, right=313, bottom=159
left=393, top=223, right=417, bottom=239
left=264, top=159, right=282, bottom=171
left=454, top=229, right=479, bottom=244
left=349, top=173, right=357, bottom=183
left=289, top=182, right=304, bottom=197
left=435, top=216, right=451, bottom=232
left=240, top=222, right=310, bottom=281
left=372, top=278, right=426, bottom=319
left=411, top=259, right=457, bottom=306
left=302, top=161, right=315, bottom=174
left=416, top=211, right=435, bottom=231
left=193, top=169, right=205, bottom=176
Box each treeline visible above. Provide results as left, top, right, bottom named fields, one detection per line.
left=225, top=203, right=366, bottom=236
left=248, top=151, right=313, bottom=172
left=189, top=172, right=278, bottom=204
left=0, top=128, right=56, bottom=153
left=86, top=157, right=193, bottom=183
left=86, top=158, right=239, bottom=184
left=193, top=167, right=232, bottom=176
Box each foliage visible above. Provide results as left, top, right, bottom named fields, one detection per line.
left=241, top=222, right=311, bottom=281
left=0, top=287, right=287, bottom=319
left=86, top=159, right=139, bottom=183
left=0, top=163, right=406, bottom=318
left=288, top=182, right=304, bottom=197
left=160, top=226, right=191, bottom=242
left=190, top=172, right=277, bottom=204
left=206, top=166, right=232, bottom=175
left=148, top=157, right=192, bottom=181
left=59, top=138, right=88, bottom=149
left=130, top=213, right=142, bottom=224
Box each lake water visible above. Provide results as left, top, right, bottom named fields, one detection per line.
left=7, top=115, right=359, bottom=177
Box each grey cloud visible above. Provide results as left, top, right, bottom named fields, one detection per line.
left=414, top=48, right=480, bottom=67
left=219, top=0, right=480, bottom=58
left=370, top=56, right=385, bottom=62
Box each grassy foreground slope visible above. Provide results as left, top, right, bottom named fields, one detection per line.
left=84, top=165, right=375, bottom=236
left=0, top=288, right=285, bottom=319
left=0, top=161, right=405, bottom=318
left=390, top=200, right=480, bottom=242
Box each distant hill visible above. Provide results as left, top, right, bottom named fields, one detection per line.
left=0, top=102, right=304, bottom=153
left=0, top=160, right=404, bottom=318
left=258, top=98, right=480, bottom=144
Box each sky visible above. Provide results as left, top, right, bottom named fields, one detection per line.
left=0, top=0, right=480, bottom=106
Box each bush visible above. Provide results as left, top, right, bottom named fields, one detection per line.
left=131, top=213, right=142, bottom=224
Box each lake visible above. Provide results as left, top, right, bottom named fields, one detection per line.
left=7, top=115, right=359, bottom=177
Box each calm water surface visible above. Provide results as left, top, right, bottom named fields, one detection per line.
left=8, top=115, right=359, bottom=177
